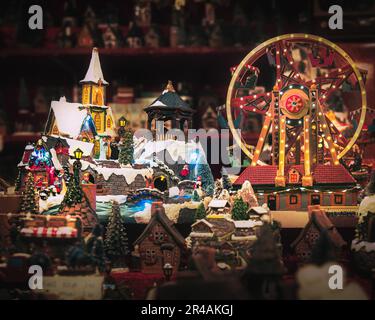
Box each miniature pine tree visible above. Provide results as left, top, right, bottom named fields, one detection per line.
left=221, top=169, right=232, bottom=191
left=197, top=163, right=214, bottom=196
left=14, top=170, right=22, bottom=191
left=195, top=203, right=207, bottom=220
left=192, top=189, right=200, bottom=201
left=104, top=201, right=129, bottom=266
left=20, top=171, right=37, bottom=214
left=231, top=197, right=249, bottom=220
left=60, top=166, right=83, bottom=210
left=118, top=128, right=134, bottom=165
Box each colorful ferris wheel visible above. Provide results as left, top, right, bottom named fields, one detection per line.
left=226, top=34, right=367, bottom=187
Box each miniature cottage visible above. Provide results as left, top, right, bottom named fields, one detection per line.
left=232, top=220, right=257, bottom=242
left=190, top=217, right=235, bottom=244
left=133, top=202, right=186, bottom=274
left=291, top=208, right=346, bottom=263
left=208, top=199, right=231, bottom=214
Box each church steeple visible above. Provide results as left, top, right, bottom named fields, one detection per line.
left=80, top=48, right=107, bottom=106
left=80, top=47, right=108, bottom=85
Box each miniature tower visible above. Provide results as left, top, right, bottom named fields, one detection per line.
left=80, top=48, right=114, bottom=159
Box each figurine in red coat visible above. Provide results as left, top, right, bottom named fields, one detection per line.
left=180, top=164, right=190, bottom=178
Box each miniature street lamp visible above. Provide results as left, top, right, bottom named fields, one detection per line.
left=162, top=262, right=173, bottom=281
left=73, top=148, right=83, bottom=173
left=74, top=148, right=83, bottom=160
left=119, top=116, right=127, bottom=127
left=118, top=116, right=127, bottom=137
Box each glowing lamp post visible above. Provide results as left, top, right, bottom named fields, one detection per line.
left=73, top=148, right=83, bottom=173
left=163, top=263, right=173, bottom=282
left=118, top=116, right=127, bottom=137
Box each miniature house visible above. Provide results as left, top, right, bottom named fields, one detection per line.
left=133, top=202, right=186, bottom=275
left=291, top=208, right=346, bottom=263
left=45, top=48, right=116, bottom=160
left=190, top=217, right=235, bottom=244
left=234, top=164, right=358, bottom=211
left=208, top=199, right=231, bottom=214
left=232, top=220, right=257, bottom=242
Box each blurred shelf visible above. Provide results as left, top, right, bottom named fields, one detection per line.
left=0, top=46, right=252, bottom=59
left=4, top=134, right=41, bottom=143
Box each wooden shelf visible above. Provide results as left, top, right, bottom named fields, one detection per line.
left=0, top=46, right=252, bottom=59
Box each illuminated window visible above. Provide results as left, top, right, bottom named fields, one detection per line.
left=94, top=113, right=102, bottom=131
left=334, top=194, right=343, bottom=205
left=107, top=117, right=112, bottom=128
left=289, top=195, right=298, bottom=205
left=94, top=140, right=100, bottom=156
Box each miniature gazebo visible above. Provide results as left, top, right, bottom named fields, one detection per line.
left=144, top=81, right=194, bottom=138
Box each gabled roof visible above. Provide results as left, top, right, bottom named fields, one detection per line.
left=208, top=199, right=230, bottom=209
left=191, top=219, right=214, bottom=229
left=234, top=164, right=355, bottom=186
left=134, top=205, right=186, bottom=248
left=50, top=97, right=88, bottom=139
left=233, top=220, right=255, bottom=228
left=291, top=209, right=346, bottom=249
left=248, top=206, right=269, bottom=215
left=144, top=81, right=194, bottom=113
left=80, top=48, right=108, bottom=85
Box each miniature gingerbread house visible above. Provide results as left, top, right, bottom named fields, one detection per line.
left=133, top=202, right=186, bottom=275
left=291, top=208, right=346, bottom=263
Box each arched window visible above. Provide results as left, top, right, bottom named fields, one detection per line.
left=94, top=140, right=100, bottom=156
left=94, top=113, right=102, bottom=131
left=107, top=117, right=112, bottom=128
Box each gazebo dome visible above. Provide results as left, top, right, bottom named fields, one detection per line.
left=144, top=81, right=194, bottom=134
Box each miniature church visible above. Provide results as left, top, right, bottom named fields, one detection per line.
left=46, top=47, right=116, bottom=160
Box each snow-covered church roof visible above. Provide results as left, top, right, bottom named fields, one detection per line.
left=51, top=97, right=88, bottom=139
left=80, top=48, right=108, bottom=85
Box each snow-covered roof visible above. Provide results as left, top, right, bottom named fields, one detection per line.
left=80, top=48, right=108, bottom=85
left=233, top=220, right=255, bottom=228
left=249, top=206, right=269, bottom=215
left=134, top=138, right=208, bottom=165
left=51, top=97, right=88, bottom=139
left=208, top=199, right=229, bottom=208
left=63, top=137, right=94, bottom=157
left=74, top=159, right=153, bottom=185
left=191, top=219, right=214, bottom=229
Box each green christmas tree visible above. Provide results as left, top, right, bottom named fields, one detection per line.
left=197, top=163, right=214, bottom=196
left=195, top=203, right=207, bottom=220
left=221, top=168, right=232, bottom=191
left=118, top=125, right=134, bottom=165
left=104, top=201, right=129, bottom=266
left=192, top=189, right=200, bottom=201
left=20, top=171, right=37, bottom=214
left=60, top=165, right=83, bottom=210
left=231, top=197, right=249, bottom=220
left=14, top=170, right=22, bottom=192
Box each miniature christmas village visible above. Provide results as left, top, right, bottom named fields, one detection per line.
left=1, top=33, right=375, bottom=300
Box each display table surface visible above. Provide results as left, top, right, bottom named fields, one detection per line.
left=111, top=271, right=170, bottom=299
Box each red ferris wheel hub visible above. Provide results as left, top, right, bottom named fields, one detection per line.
left=285, top=94, right=304, bottom=113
